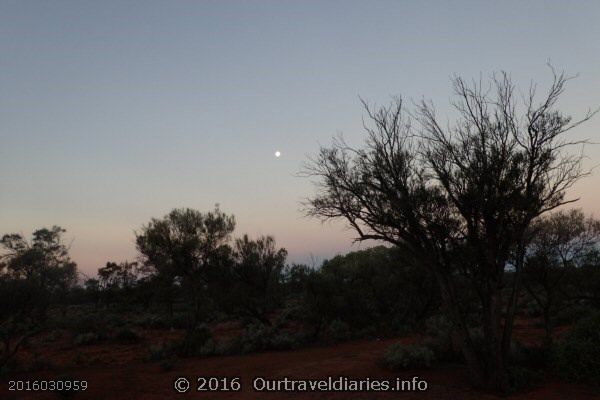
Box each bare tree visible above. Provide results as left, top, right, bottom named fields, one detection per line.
left=303, top=67, right=595, bottom=391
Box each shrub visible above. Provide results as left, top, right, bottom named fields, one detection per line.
left=322, top=319, right=351, bottom=343
left=425, top=314, right=453, bottom=336
left=552, top=304, right=592, bottom=327
left=176, top=324, right=213, bottom=357
left=215, top=337, right=242, bottom=355
left=507, top=366, right=544, bottom=393
left=147, top=342, right=175, bottom=361
left=74, top=332, right=101, bottom=346
left=552, top=312, right=600, bottom=384
left=423, top=314, right=460, bottom=362
left=383, top=343, right=435, bottom=370
left=423, top=336, right=460, bottom=363
left=133, top=314, right=169, bottom=329
left=68, top=315, right=99, bottom=334
left=240, top=323, right=274, bottom=353
left=114, top=327, right=142, bottom=344
left=170, top=312, right=190, bottom=329
left=269, top=332, right=305, bottom=350
left=509, top=341, right=548, bottom=369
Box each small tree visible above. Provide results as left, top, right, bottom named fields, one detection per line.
left=523, top=209, right=600, bottom=345
left=135, top=206, right=235, bottom=329
left=303, top=68, right=595, bottom=390
left=96, top=261, right=142, bottom=306
left=0, top=226, right=77, bottom=368
left=222, top=235, right=287, bottom=325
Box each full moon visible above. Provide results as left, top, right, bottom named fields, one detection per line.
left=275, top=151, right=281, bottom=158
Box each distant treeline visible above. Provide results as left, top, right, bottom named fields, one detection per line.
left=2, top=207, right=600, bottom=372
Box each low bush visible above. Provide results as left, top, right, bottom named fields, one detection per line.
left=423, top=314, right=461, bottom=362
left=214, top=324, right=309, bottom=355
left=147, top=342, right=175, bottom=361
left=74, top=332, right=102, bottom=346
left=507, top=366, right=544, bottom=393
left=176, top=324, right=213, bottom=357
left=322, top=319, right=351, bottom=344
left=383, top=343, right=435, bottom=370
left=239, top=323, right=274, bottom=353
left=552, top=312, right=600, bottom=384
left=423, top=336, right=460, bottom=363
left=133, top=314, right=169, bottom=329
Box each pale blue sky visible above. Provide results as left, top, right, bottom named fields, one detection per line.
left=1, top=1, right=600, bottom=274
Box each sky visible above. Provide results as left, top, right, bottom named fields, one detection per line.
left=1, top=1, right=600, bottom=276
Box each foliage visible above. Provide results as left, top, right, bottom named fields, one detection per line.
left=175, top=323, right=213, bottom=357
left=303, top=68, right=595, bottom=390
left=136, top=206, right=235, bottom=329
left=294, top=246, right=438, bottom=339
left=423, top=315, right=461, bottom=362
left=147, top=342, right=176, bottom=361
left=552, top=312, right=600, bottom=384
left=322, top=319, right=351, bottom=343
left=74, top=332, right=102, bottom=346
left=214, top=235, right=287, bottom=324
left=383, top=343, right=436, bottom=370
left=0, top=226, right=77, bottom=368
left=114, top=327, right=142, bottom=344
left=523, top=209, right=600, bottom=345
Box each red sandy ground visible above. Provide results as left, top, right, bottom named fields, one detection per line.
left=0, top=318, right=598, bottom=400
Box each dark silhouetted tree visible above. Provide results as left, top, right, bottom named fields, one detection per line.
left=221, top=235, right=287, bottom=325
left=303, top=68, right=595, bottom=390
left=0, top=226, right=77, bottom=368
left=135, top=206, right=235, bottom=329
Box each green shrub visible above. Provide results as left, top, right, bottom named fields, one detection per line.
left=552, top=312, right=600, bottom=384
left=240, top=323, right=274, bottom=353
left=383, top=343, right=435, bottom=370
left=322, top=319, right=351, bottom=343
